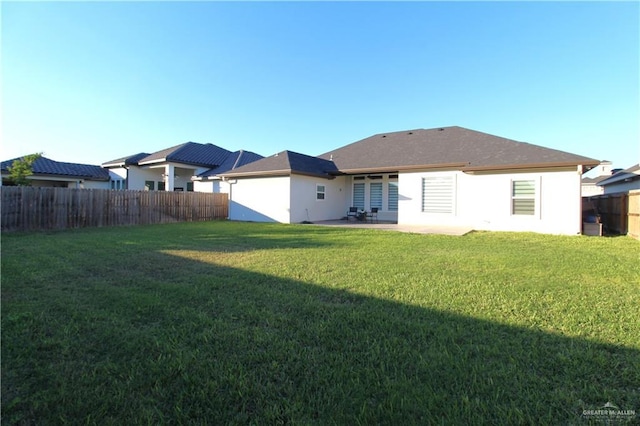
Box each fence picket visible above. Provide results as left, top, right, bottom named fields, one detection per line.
left=1, top=187, right=228, bottom=232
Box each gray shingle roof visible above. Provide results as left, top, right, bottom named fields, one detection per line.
left=221, top=151, right=339, bottom=179
left=139, top=142, right=232, bottom=167
left=318, top=126, right=599, bottom=173
left=198, top=150, right=264, bottom=178
left=1, top=157, right=110, bottom=181
left=597, top=163, right=640, bottom=186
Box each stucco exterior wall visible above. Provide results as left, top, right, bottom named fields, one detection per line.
left=127, top=166, right=164, bottom=190
left=289, top=175, right=348, bottom=223
left=398, top=168, right=583, bottom=235
left=229, top=176, right=291, bottom=222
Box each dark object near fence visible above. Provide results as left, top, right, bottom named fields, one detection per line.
left=1, top=187, right=228, bottom=232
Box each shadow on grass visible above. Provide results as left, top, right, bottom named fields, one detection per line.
left=2, top=246, right=639, bottom=425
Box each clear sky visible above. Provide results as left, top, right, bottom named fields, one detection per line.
left=2, top=1, right=638, bottom=175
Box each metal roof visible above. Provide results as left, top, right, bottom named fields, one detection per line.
left=1, top=157, right=110, bottom=181
left=198, top=150, right=264, bottom=178
left=138, top=142, right=231, bottom=167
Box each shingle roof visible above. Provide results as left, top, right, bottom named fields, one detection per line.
left=597, top=163, right=640, bottom=186
left=138, top=142, right=231, bottom=167
left=221, top=151, right=339, bottom=179
left=318, top=126, right=600, bottom=173
left=582, top=175, right=611, bottom=185
left=198, top=150, right=264, bottom=178
left=102, top=152, right=150, bottom=168
left=1, top=157, right=110, bottom=181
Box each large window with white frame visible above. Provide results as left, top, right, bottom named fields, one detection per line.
left=370, top=182, right=382, bottom=209
left=511, top=180, right=535, bottom=215
left=422, top=176, right=455, bottom=214
left=388, top=181, right=398, bottom=211
left=353, top=182, right=365, bottom=209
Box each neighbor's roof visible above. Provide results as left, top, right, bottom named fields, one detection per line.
left=221, top=150, right=339, bottom=179
left=1, top=156, right=110, bottom=181
left=197, top=150, right=264, bottom=178
left=317, top=126, right=600, bottom=173
left=138, top=142, right=231, bottom=167
left=597, top=163, right=640, bottom=186
left=102, top=152, right=150, bottom=168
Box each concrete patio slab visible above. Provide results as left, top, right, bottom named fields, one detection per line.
left=309, top=220, right=473, bottom=236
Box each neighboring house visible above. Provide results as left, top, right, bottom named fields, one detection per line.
left=596, top=163, right=640, bottom=194
left=221, top=126, right=600, bottom=235
left=1, top=156, right=110, bottom=188
left=581, top=160, right=614, bottom=197
left=102, top=142, right=263, bottom=193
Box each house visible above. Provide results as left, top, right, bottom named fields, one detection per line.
left=596, top=163, right=640, bottom=194
left=220, top=126, right=600, bottom=235
left=1, top=156, right=110, bottom=188
left=581, top=160, right=614, bottom=197
left=102, top=142, right=263, bottom=193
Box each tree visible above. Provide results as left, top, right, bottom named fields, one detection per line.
left=7, top=153, right=43, bottom=186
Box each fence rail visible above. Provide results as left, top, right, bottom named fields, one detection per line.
left=1, top=187, right=228, bottom=232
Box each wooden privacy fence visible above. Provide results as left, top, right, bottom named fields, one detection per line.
left=1, top=187, right=228, bottom=232
left=582, top=190, right=640, bottom=239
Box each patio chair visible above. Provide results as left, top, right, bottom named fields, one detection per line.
left=346, top=207, right=358, bottom=221
left=369, top=207, right=379, bottom=223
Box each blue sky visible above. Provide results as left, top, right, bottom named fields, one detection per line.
left=2, top=2, right=638, bottom=175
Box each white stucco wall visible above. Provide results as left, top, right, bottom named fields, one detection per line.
left=398, top=168, right=583, bottom=235
left=229, top=176, right=291, bottom=222
left=289, top=175, right=348, bottom=223
left=127, top=166, right=164, bottom=190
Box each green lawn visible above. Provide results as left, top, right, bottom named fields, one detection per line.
left=2, top=222, right=639, bottom=425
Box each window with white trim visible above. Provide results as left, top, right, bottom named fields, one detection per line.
left=353, top=183, right=365, bottom=209
left=422, top=176, right=455, bottom=214
left=316, top=184, right=326, bottom=200
left=511, top=180, right=535, bottom=215
left=370, top=182, right=382, bottom=209
left=388, top=181, right=398, bottom=211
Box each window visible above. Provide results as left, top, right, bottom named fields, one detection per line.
left=158, top=181, right=166, bottom=191
left=187, top=182, right=194, bottom=192
left=353, top=183, right=365, bottom=209
left=145, top=180, right=154, bottom=191
left=111, top=181, right=116, bottom=190
left=512, top=180, right=535, bottom=215
left=370, top=182, right=382, bottom=209
left=316, top=184, right=326, bottom=200
left=388, top=182, right=398, bottom=211
left=422, top=176, right=454, bottom=214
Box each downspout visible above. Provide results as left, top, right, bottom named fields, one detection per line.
left=222, top=177, right=237, bottom=220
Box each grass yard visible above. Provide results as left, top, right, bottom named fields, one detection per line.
left=2, top=221, right=639, bottom=425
